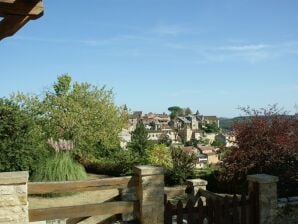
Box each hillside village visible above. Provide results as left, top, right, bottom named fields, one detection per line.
left=119, top=108, right=235, bottom=169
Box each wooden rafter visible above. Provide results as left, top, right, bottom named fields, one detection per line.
left=0, top=0, right=43, bottom=40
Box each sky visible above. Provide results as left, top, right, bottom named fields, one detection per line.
left=1, top=0, right=298, bottom=117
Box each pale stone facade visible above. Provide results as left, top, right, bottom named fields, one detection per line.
left=0, top=171, right=29, bottom=224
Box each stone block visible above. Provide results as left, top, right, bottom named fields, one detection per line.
left=0, top=185, right=27, bottom=206
left=0, top=204, right=28, bottom=224
left=0, top=171, right=28, bottom=185
left=134, top=166, right=163, bottom=176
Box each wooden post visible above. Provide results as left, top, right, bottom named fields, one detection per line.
left=0, top=171, right=29, bottom=224
left=247, top=174, right=278, bottom=224
left=134, top=165, right=164, bottom=224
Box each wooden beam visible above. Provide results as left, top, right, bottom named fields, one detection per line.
left=0, top=0, right=43, bottom=18
left=29, top=201, right=135, bottom=222
left=28, top=176, right=136, bottom=195
left=0, top=14, right=30, bottom=40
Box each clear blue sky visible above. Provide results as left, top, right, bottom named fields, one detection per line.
left=1, top=0, right=298, bottom=117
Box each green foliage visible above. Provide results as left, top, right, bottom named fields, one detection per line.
left=145, top=144, right=172, bottom=169
left=13, top=75, right=127, bottom=158
left=158, top=134, right=172, bottom=146
left=0, top=98, right=46, bottom=172
left=128, top=123, right=150, bottom=157
left=165, top=147, right=197, bottom=185
left=78, top=149, right=143, bottom=176
left=203, top=123, right=220, bottom=133
left=168, top=106, right=184, bottom=120
left=32, top=152, right=87, bottom=182
left=184, top=107, right=192, bottom=115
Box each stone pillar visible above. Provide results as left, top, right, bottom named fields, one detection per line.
left=247, top=174, right=279, bottom=224
left=0, top=171, right=29, bottom=224
left=134, top=165, right=164, bottom=224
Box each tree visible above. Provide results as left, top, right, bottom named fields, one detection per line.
left=185, top=107, right=192, bottom=115
left=203, top=123, right=220, bottom=133
left=145, top=144, right=172, bottom=169
left=0, top=98, right=46, bottom=172
left=221, top=105, right=298, bottom=196
left=129, top=123, right=150, bottom=157
left=13, top=75, right=127, bottom=158
left=168, top=106, right=184, bottom=120
left=166, top=146, right=197, bottom=185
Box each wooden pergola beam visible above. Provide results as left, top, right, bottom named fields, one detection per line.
left=0, top=0, right=43, bottom=18
left=0, top=0, right=43, bottom=40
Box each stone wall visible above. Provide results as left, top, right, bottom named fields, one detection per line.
left=275, top=197, right=298, bottom=224
left=0, top=171, right=29, bottom=224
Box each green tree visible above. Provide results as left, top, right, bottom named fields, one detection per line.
left=185, top=107, right=192, bottom=115
left=129, top=123, right=150, bottom=157
left=13, top=75, right=127, bottom=158
left=0, top=98, right=46, bottom=172
left=168, top=106, right=184, bottom=120
left=165, top=146, right=197, bottom=185
left=145, top=144, right=172, bottom=169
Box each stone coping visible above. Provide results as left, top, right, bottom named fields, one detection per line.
left=186, top=178, right=208, bottom=186
left=247, top=174, right=279, bottom=184
left=0, top=171, right=29, bottom=185
left=133, top=165, right=164, bottom=176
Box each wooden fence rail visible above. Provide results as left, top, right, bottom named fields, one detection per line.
left=29, top=201, right=135, bottom=222
left=28, top=176, right=136, bottom=194
left=28, top=176, right=137, bottom=222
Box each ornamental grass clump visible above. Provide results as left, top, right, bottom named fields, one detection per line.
left=32, top=138, right=87, bottom=183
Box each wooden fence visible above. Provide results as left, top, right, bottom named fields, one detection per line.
left=28, top=176, right=136, bottom=222
left=164, top=183, right=259, bottom=224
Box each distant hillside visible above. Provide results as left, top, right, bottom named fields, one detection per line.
left=219, top=114, right=296, bottom=131
left=219, top=117, right=248, bottom=131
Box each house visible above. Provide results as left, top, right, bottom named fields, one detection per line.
left=198, top=145, right=219, bottom=164
left=203, top=116, right=220, bottom=128
left=148, top=130, right=163, bottom=141
left=119, top=129, right=131, bottom=149
left=183, top=146, right=198, bottom=155
left=196, top=153, right=208, bottom=168
left=186, top=114, right=199, bottom=130
left=176, top=116, right=191, bottom=129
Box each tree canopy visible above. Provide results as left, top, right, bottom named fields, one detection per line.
left=221, top=105, right=298, bottom=196
left=0, top=98, right=46, bottom=172
left=168, top=106, right=184, bottom=120
left=14, top=75, right=127, bottom=158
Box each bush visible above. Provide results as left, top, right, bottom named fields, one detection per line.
left=221, top=106, right=298, bottom=196
left=145, top=144, right=172, bottom=169
left=165, top=147, right=197, bottom=185
left=0, top=98, right=46, bottom=173
left=32, top=152, right=87, bottom=182
left=78, top=149, right=143, bottom=176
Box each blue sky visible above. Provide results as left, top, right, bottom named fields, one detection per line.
left=1, top=0, right=298, bottom=117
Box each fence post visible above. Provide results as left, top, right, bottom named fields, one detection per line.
left=0, top=171, right=29, bottom=224
left=134, top=165, right=164, bottom=224
left=247, top=174, right=278, bottom=224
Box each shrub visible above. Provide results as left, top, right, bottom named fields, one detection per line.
left=32, top=152, right=87, bottom=182
left=31, top=138, right=87, bottom=183
left=145, top=144, right=172, bottom=169
left=221, top=106, right=298, bottom=196
left=78, top=149, right=143, bottom=176
left=165, top=147, right=197, bottom=185
left=0, top=98, right=46, bottom=173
